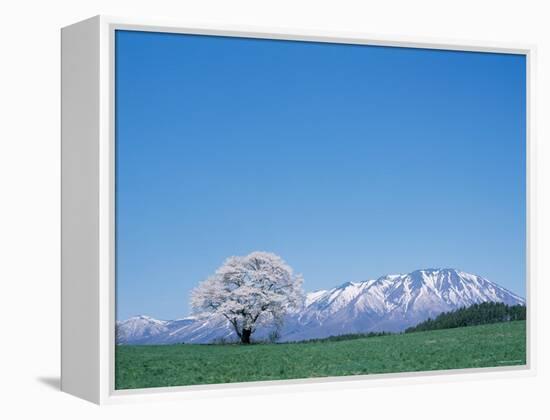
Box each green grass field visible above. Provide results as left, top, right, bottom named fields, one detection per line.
left=115, top=320, right=526, bottom=390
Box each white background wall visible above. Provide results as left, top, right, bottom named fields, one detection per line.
left=1, top=0, right=548, bottom=418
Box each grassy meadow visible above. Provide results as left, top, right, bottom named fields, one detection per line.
left=115, top=320, right=526, bottom=390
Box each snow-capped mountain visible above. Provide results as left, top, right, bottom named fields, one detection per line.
left=116, top=268, right=525, bottom=344
left=281, top=268, right=524, bottom=341
left=115, top=315, right=170, bottom=344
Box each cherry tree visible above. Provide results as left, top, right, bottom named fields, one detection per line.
left=190, top=251, right=304, bottom=344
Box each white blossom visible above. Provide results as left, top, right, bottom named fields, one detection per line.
left=190, top=251, right=304, bottom=343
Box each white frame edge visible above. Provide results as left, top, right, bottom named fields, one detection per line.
left=61, top=15, right=537, bottom=405
left=61, top=16, right=101, bottom=403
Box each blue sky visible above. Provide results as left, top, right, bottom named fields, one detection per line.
left=115, top=30, right=526, bottom=321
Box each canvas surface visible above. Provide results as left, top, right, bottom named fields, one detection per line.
left=113, top=30, right=527, bottom=390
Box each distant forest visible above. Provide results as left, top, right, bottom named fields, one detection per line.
left=405, top=302, right=526, bottom=333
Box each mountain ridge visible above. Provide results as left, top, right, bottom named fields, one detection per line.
left=116, top=268, right=525, bottom=345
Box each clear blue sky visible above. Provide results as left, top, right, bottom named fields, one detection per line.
left=115, top=30, right=526, bottom=321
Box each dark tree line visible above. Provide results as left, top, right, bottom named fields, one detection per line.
left=405, top=302, right=526, bottom=333
left=288, top=331, right=392, bottom=344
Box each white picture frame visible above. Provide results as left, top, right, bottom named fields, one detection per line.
left=61, top=15, right=536, bottom=404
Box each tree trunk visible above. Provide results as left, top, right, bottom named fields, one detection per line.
left=241, top=328, right=252, bottom=344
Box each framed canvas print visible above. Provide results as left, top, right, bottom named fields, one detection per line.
left=61, top=16, right=535, bottom=404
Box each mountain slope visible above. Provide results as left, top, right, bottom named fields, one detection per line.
left=116, top=315, right=170, bottom=345
left=116, top=268, right=525, bottom=344
left=281, top=268, right=524, bottom=341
